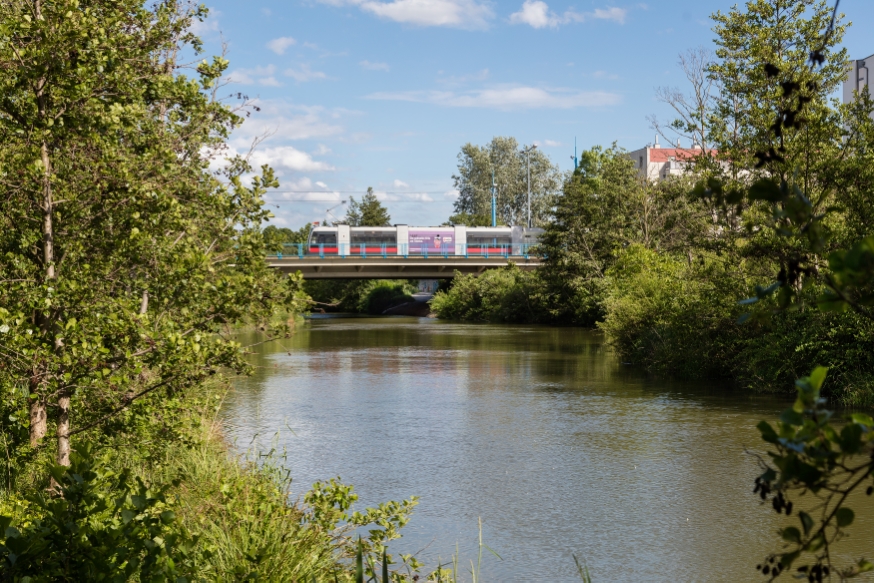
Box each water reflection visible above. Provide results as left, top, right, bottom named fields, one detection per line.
left=223, top=316, right=874, bottom=582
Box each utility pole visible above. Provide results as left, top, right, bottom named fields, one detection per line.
left=522, top=144, right=537, bottom=228
left=490, top=168, right=497, bottom=227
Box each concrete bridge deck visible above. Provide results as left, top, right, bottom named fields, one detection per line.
left=268, top=255, right=540, bottom=279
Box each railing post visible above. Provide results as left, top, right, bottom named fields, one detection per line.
left=298, top=243, right=303, bottom=258
left=382, top=243, right=387, bottom=259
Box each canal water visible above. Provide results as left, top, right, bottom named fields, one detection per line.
left=223, top=315, right=874, bottom=582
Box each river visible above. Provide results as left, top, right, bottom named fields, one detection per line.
left=223, top=315, right=874, bottom=582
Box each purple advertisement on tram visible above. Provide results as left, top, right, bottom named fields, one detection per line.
left=408, top=229, right=454, bottom=253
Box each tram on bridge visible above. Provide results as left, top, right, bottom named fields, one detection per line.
left=306, top=225, right=543, bottom=257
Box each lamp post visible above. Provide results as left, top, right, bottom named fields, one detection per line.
left=522, top=144, right=537, bottom=228
left=490, top=168, right=497, bottom=227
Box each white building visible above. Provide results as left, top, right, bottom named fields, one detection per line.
left=843, top=53, right=874, bottom=121
left=626, top=136, right=716, bottom=181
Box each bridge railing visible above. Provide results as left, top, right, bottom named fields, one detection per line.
left=268, top=243, right=537, bottom=259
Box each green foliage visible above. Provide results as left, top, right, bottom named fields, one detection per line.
left=263, top=224, right=312, bottom=253
left=444, top=213, right=494, bottom=227
left=346, top=188, right=391, bottom=227
left=538, top=144, right=708, bottom=326
left=0, top=0, right=308, bottom=468
left=0, top=444, right=197, bottom=581
left=356, top=281, right=417, bottom=315
left=752, top=368, right=874, bottom=580
left=599, top=245, right=745, bottom=378
left=305, top=279, right=416, bottom=314
left=452, top=137, right=562, bottom=227
left=431, top=265, right=550, bottom=323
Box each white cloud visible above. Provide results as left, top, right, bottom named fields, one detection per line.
left=591, top=7, right=627, bottom=23
left=534, top=139, right=562, bottom=147
left=316, top=181, right=329, bottom=188
left=437, top=68, right=489, bottom=87
left=284, top=64, right=328, bottom=82
left=228, top=65, right=282, bottom=86
left=232, top=101, right=345, bottom=143
left=189, top=10, right=221, bottom=36
left=313, top=144, right=333, bottom=155
left=250, top=146, right=335, bottom=173
left=360, top=60, right=390, bottom=71
left=366, top=85, right=621, bottom=110
left=444, top=189, right=460, bottom=199
left=267, top=36, right=297, bottom=55
left=393, top=179, right=409, bottom=188
left=509, top=1, right=626, bottom=28
left=320, top=0, right=493, bottom=29
left=405, top=192, right=433, bottom=202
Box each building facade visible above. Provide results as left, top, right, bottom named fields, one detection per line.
left=626, top=136, right=715, bottom=181
left=843, top=53, right=873, bottom=119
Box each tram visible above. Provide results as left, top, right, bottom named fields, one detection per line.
left=306, top=225, right=543, bottom=256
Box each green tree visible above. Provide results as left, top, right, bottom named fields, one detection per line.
left=693, top=0, right=874, bottom=577
left=263, top=224, right=312, bottom=253
left=0, top=0, right=305, bottom=470
left=345, top=187, right=391, bottom=226
left=452, top=136, right=562, bottom=227
left=539, top=145, right=706, bottom=325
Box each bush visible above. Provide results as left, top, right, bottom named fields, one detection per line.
left=431, top=264, right=550, bottom=323
left=305, top=279, right=417, bottom=314
left=600, top=245, right=874, bottom=405
left=599, top=245, right=746, bottom=378
left=356, top=281, right=417, bottom=315
left=0, top=444, right=197, bottom=581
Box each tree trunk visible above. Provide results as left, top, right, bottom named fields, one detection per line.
left=57, top=391, right=71, bottom=467
left=28, top=399, right=46, bottom=447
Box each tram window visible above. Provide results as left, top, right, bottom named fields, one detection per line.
left=312, top=232, right=337, bottom=244
left=467, top=235, right=511, bottom=246
left=350, top=230, right=396, bottom=245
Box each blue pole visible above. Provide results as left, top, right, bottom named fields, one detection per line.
left=491, top=168, right=497, bottom=227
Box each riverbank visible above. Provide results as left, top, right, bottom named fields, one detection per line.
left=0, top=376, right=425, bottom=581
left=430, top=261, right=874, bottom=407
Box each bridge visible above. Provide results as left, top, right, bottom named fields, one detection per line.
left=268, top=244, right=541, bottom=279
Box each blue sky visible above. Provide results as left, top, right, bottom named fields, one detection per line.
left=192, top=0, right=874, bottom=228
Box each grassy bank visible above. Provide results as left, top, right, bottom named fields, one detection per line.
left=0, top=377, right=426, bottom=581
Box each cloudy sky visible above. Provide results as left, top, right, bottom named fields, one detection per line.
left=192, top=0, right=874, bottom=228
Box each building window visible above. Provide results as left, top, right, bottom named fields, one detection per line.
left=639, top=156, right=643, bottom=168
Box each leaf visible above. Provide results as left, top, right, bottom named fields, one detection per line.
left=850, top=413, right=874, bottom=428
left=758, top=420, right=779, bottom=444
left=781, top=526, right=801, bottom=543
left=799, top=511, right=814, bottom=536
left=160, top=510, right=176, bottom=525
left=836, top=507, right=855, bottom=527
left=748, top=178, right=783, bottom=202
left=121, top=509, right=136, bottom=524
left=780, top=409, right=804, bottom=426
left=809, top=367, right=828, bottom=391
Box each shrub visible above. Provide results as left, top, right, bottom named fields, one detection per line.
left=431, top=264, right=550, bottom=323
left=0, top=444, right=197, bottom=581
left=357, top=281, right=417, bottom=315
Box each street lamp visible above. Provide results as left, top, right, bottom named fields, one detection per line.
left=521, top=144, right=537, bottom=228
